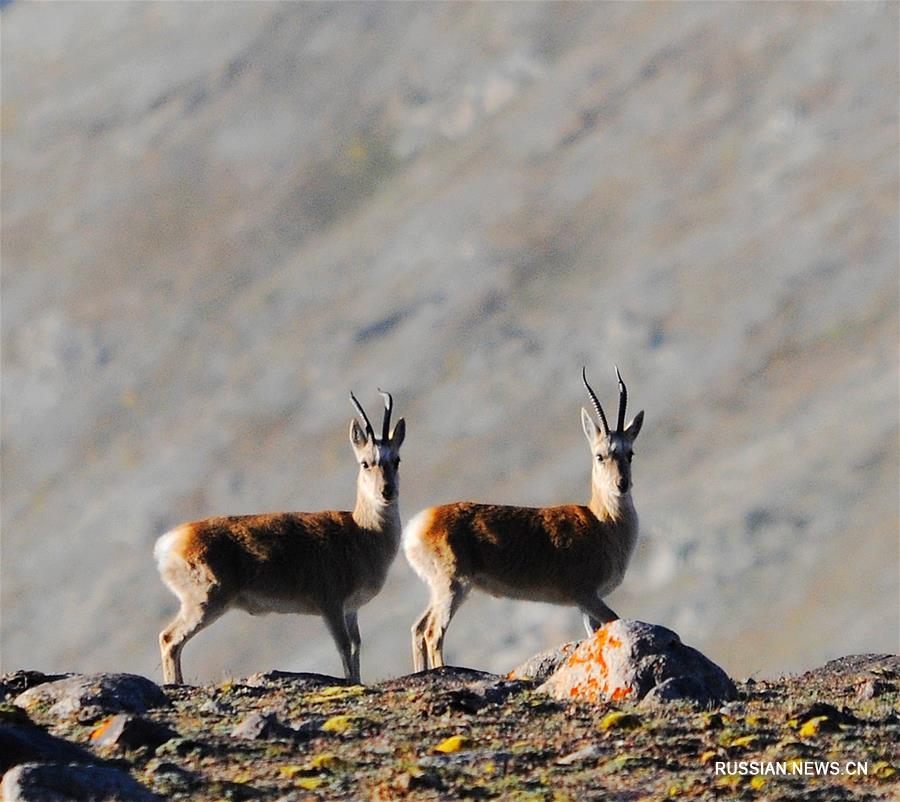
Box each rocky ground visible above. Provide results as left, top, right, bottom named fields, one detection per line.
left=2, top=651, right=897, bottom=802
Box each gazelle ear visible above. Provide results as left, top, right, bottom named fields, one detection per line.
left=625, top=410, right=644, bottom=439
left=350, top=418, right=368, bottom=449
left=581, top=408, right=601, bottom=444
left=390, top=417, right=406, bottom=449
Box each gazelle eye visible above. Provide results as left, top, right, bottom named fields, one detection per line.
left=596, top=455, right=605, bottom=462
left=360, top=461, right=369, bottom=470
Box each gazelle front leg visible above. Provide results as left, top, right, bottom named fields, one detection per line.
left=345, top=610, right=361, bottom=683
left=322, top=603, right=357, bottom=683
left=577, top=595, right=618, bottom=636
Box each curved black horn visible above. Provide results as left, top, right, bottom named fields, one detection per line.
left=615, top=366, right=627, bottom=433
left=377, top=388, right=393, bottom=442
left=582, top=366, right=610, bottom=436
left=349, top=391, right=375, bottom=440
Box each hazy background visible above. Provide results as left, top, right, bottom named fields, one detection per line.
left=2, top=1, right=898, bottom=684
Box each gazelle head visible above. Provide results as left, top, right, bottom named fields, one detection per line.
left=349, top=389, right=406, bottom=504
left=581, top=367, right=644, bottom=497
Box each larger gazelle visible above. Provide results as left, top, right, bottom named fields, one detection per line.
left=155, top=391, right=405, bottom=684
left=404, top=368, right=643, bottom=671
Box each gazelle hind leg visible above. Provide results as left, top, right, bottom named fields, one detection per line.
left=411, top=608, right=431, bottom=672
left=424, top=581, right=469, bottom=669
left=159, top=593, right=228, bottom=684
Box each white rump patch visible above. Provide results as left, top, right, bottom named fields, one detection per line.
left=402, top=508, right=440, bottom=583
left=154, top=525, right=190, bottom=574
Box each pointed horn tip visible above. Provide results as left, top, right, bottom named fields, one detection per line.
left=615, top=365, right=624, bottom=382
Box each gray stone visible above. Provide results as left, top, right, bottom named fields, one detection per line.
left=230, top=711, right=298, bottom=741
left=0, top=762, right=161, bottom=802
left=0, top=724, right=98, bottom=772
left=641, top=676, right=728, bottom=708
left=243, top=671, right=348, bottom=689
left=144, top=760, right=198, bottom=796
left=1, top=671, right=71, bottom=702
left=418, top=749, right=512, bottom=769
left=15, top=674, right=170, bottom=722
left=556, top=744, right=603, bottom=765
left=89, top=714, right=178, bottom=751
left=538, top=620, right=737, bottom=707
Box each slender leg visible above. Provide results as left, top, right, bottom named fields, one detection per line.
left=425, top=581, right=469, bottom=669
left=345, top=610, right=361, bottom=683
left=159, top=594, right=228, bottom=684
left=411, top=608, right=432, bottom=672
left=322, top=603, right=356, bottom=682
left=577, top=595, right=618, bottom=636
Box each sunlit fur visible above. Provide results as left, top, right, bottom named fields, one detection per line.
left=404, top=390, right=643, bottom=672
left=156, top=405, right=405, bottom=685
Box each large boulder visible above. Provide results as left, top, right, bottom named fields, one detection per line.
left=538, top=620, right=736, bottom=707
left=15, top=674, right=170, bottom=722
left=1, top=762, right=161, bottom=802
left=509, top=642, right=579, bottom=682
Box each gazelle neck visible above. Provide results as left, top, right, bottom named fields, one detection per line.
left=353, top=489, right=401, bottom=535
left=589, top=481, right=634, bottom=524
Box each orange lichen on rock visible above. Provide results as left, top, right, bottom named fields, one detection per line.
left=90, top=717, right=115, bottom=740
left=610, top=685, right=633, bottom=701
left=556, top=625, right=635, bottom=702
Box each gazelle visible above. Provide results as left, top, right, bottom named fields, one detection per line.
left=155, top=390, right=405, bottom=684
left=404, top=367, right=643, bottom=671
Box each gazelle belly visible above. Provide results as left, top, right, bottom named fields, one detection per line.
left=595, top=569, right=625, bottom=599
left=234, top=590, right=320, bottom=616
left=344, top=582, right=381, bottom=611
left=472, top=573, right=573, bottom=605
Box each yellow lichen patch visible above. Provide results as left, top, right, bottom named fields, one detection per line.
left=307, top=685, right=366, bottom=704
left=798, top=716, right=829, bottom=737
left=295, top=777, right=323, bottom=790
left=231, top=770, right=252, bottom=783
left=785, top=718, right=799, bottom=729
left=730, top=734, right=760, bottom=748
left=699, top=750, right=718, bottom=765
left=744, top=714, right=768, bottom=727
left=750, top=776, right=767, bottom=790
left=321, top=715, right=358, bottom=733
left=310, top=753, right=344, bottom=771
left=90, top=717, right=115, bottom=741
left=872, top=761, right=896, bottom=779
left=599, top=711, right=642, bottom=731
left=716, top=775, right=742, bottom=790
left=433, top=734, right=472, bottom=753
left=279, top=765, right=307, bottom=779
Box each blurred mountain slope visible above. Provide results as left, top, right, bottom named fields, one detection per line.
left=2, top=2, right=897, bottom=681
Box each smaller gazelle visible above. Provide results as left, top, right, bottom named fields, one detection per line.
left=155, top=391, right=405, bottom=684
left=404, top=367, right=643, bottom=671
